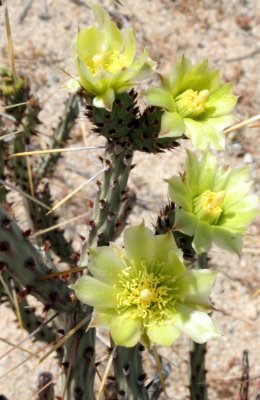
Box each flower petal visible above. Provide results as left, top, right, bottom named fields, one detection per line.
left=109, top=314, right=142, bottom=347
left=145, top=87, right=176, bottom=111
left=185, top=150, right=200, bottom=196
left=121, top=28, right=136, bottom=65
left=174, top=305, right=221, bottom=343
left=177, top=270, right=217, bottom=311
left=174, top=209, right=197, bottom=236
left=167, top=176, right=192, bottom=211
left=72, top=276, right=117, bottom=308
left=205, top=84, right=237, bottom=117
left=160, top=112, right=185, bottom=137
left=219, top=207, right=258, bottom=232
left=193, top=221, right=213, bottom=254
left=184, top=119, right=225, bottom=151
left=163, top=251, right=186, bottom=277
left=207, top=115, right=235, bottom=131
left=212, top=226, right=243, bottom=255
left=123, top=223, right=155, bottom=263
left=152, top=232, right=180, bottom=264
left=146, top=323, right=180, bottom=346
left=168, top=56, right=192, bottom=96
left=89, top=246, right=125, bottom=284
left=76, top=58, right=103, bottom=94
left=91, top=310, right=115, bottom=328
left=76, top=27, right=105, bottom=59
left=90, top=4, right=123, bottom=51
left=113, top=48, right=152, bottom=89
left=93, top=87, right=115, bottom=110
left=197, top=151, right=218, bottom=193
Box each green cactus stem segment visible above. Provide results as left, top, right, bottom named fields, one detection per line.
left=62, top=308, right=96, bottom=400
left=175, top=89, right=209, bottom=118
left=84, top=90, right=182, bottom=154
left=0, top=206, right=76, bottom=314
left=189, top=253, right=209, bottom=400
left=113, top=344, right=149, bottom=400
left=84, top=139, right=134, bottom=249
left=193, top=190, right=225, bottom=225
left=38, top=372, right=55, bottom=400
left=36, top=95, right=79, bottom=180
left=0, top=145, right=7, bottom=203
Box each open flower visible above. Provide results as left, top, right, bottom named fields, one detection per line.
left=69, top=3, right=154, bottom=110
left=167, top=151, right=259, bottom=255
left=145, top=56, right=237, bottom=150
left=72, top=224, right=219, bottom=347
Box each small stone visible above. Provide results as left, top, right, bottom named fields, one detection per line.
left=243, top=153, right=253, bottom=164
left=246, top=302, right=257, bottom=320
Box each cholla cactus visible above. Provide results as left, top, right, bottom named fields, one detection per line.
left=73, top=223, right=220, bottom=347
left=167, top=151, right=259, bottom=255
left=69, top=3, right=154, bottom=110
left=1, top=2, right=258, bottom=399
left=146, top=56, right=237, bottom=150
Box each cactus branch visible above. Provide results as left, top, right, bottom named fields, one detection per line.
left=189, top=252, right=208, bottom=400
left=36, top=94, right=79, bottom=180
left=0, top=205, right=76, bottom=313
left=38, top=372, right=55, bottom=400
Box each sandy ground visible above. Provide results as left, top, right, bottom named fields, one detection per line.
left=0, top=0, right=259, bottom=399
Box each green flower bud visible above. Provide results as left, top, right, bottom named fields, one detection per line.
left=167, top=151, right=259, bottom=255
left=145, top=57, right=237, bottom=150
left=72, top=224, right=220, bottom=347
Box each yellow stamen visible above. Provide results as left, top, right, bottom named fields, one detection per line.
left=193, top=190, right=225, bottom=224
left=175, top=89, right=209, bottom=118
left=116, top=263, right=180, bottom=322
left=86, top=50, right=128, bottom=75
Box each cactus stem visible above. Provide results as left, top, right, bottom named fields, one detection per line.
left=189, top=252, right=209, bottom=400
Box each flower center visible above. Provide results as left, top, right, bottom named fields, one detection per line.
left=175, top=89, right=209, bottom=118
left=193, top=189, right=225, bottom=224
left=116, top=262, right=180, bottom=323
left=86, top=50, right=128, bottom=75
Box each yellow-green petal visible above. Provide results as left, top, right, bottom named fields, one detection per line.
left=205, top=84, right=237, bottom=117
left=212, top=226, right=243, bottom=255
left=193, top=221, right=213, bottom=253
left=76, top=27, right=105, bottom=59
left=174, top=305, right=221, bottom=343
left=152, top=232, right=179, bottom=264
left=112, top=48, right=152, bottom=89
left=167, top=176, right=192, bottom=211
left=93, top=87, right=115, bottom=110
left=146, top=323, right=180, bottom=346
left=124, top=223, right=155, bottom=263
left=72, top=276, right=117, bottom=308
left=110, top=314, right=142, bottom=347
left=90, top=3, right=123, bottom=51
left=177, top=270, right=217, bottom=311
left=174, top=209, right=197, bottom=236
left=197, top=151, right=218, bottom=193
left=121, top=28, right=136, bottom=65
left=185, top=150, right=200, bottom=196
left=145, top=87, right=176, bottom=111
left=88, top=246, right=125, bottom=284
left=163, top=251, right=186, bottom=277
left=160, top=112, right=185, bottom=137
